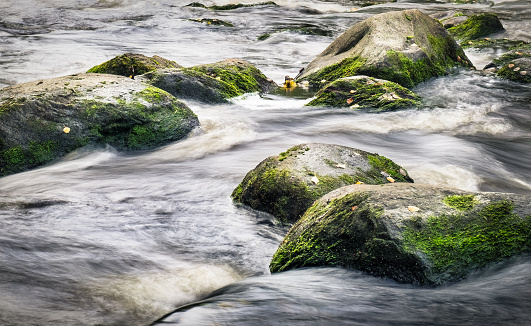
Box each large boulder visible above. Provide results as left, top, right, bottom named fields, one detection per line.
left=0, top=73, right=198, bottom=176
left=447, top=13, right=505, bottom=43
left=232, top=143, right=413, bottom=224
left=87, top=53, right=181, bottom=78
left=295, top=9, right=473, bottom=89
left=270, top=183, right=531, bottom=285
left=141, top=59, right=277, bottom=103
left=306, top=76, right=421, bottom=111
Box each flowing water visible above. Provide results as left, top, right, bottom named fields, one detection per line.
left=0, top=0, right=530, bottom=325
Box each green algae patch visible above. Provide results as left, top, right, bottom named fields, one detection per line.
left=448, top=13, right=505, bottom=43
left=443, top=194, right=478, bottom=211
left=87, top=53, right=180, bottom=77
left=270, top=192, right=426, bottom=283
left=497, top=58, right=531, bottom=83
left=232, top=143, right=413, bottom=224
left=303, top=57, right=368, bottom=89
left=403, top=200, right=531, bottom=282
left=306, top=76, right=421, bottom=111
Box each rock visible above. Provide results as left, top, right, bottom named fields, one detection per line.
left=448, top=13, right=505, bottom=43
left=497, top=57, right=531, bottom=83
left=257, top=24, right=333, bottom=41
left=141, top=59, right=277, bottom=103
left=270, top=183, right=531, bottom=285
left=461, top=38, right=528, bottom=50
left=295, top=9, right=473, bottom=89
left=0, top=74, right=198, bottom=176
left=306, top=76, right=421, bottom=111
left=231, top=143, right=413, bottom=224
left=188, top=18, right=234, bottom=27
left=185, top=2, right=278, bottom=10
left=441, top=16, right=468, bottom=29
left=483, top=42, right=531, bottom=73
left=86, top=53, right=181, bottom=78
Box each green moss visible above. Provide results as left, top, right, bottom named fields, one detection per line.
left=443, top=194, right=478, bottom=211
left=403, top=200, right=531, bottom=282
left=87, top=54, right=178, bottom=77
left=366, top=154, right=413, bottom=183
left=0, top=97, right=27, bottom=117
left=497, top=61, right=531, bottom=83
left=302, top=57, right=368, bottom=88
left=448, top=13, right=505, bottom=42
left=190, top=64, right=263, bottom=98
left=1, top=140, right=60, bottom=176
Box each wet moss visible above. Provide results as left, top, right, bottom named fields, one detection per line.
left=185, top=1, right=277, bottom=10
left=302, top=57, right=368, bottom=88
left=1, top=140, right=60, bottom=175
left=190, top=63, right=264, bottom=98
left=257, top=24, right=332, bottom=41
left=403, top=200, right=531, bottom=283
left=448, top=13, right=505, bottom=43
left=188, top=18, right=234, bottom=27
left=444, top=194, right=478, bottom=211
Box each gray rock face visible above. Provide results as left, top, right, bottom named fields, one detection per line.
left=231, top=143, right=413, bottom=224
left=141, top=59, right=277, bottom=103
left=270, top=183, right=531, bottom=285
left=0, top=73, right=199, bottom=176
left=296, top=9, right=473, bottom=88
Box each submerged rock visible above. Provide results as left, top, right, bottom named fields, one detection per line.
left=0, top=74, right=198, bottom=176
left=306, top=76, right=421, bottom=111
left=188, top=18, right=234, bottom=27
left=448, top=13, right=505, bottom=43
left=185, top=2, right=278, bottom=10
left=296, top=9, right=473, bottom=89
left=232, top=143, right=413, bottom=224
left=141, top=59, right=277, bottom=103
left=87, top=53, right=181, bottom=78
left=270, top=183, right=531, bottom=285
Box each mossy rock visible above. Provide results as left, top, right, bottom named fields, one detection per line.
left=497, top=58, right=531, bottom=83
left=483, top=43, right=531, bottom=71
left=141, top=59, right=277, bottom=103
left=86, top=53, right=181, bottom=78
left=231, top=143, right=413, bottom=224
left=185, top=1, right=277, bottom=10
left=0, top=74, right=198, bottom=176
left=257, top=23, right=333, bottom=41
left=306, top=76, right=421, bottom=111
left=448, top=13, right=505, bottom=43
left=296, top=9, right=473, bottom=89
left=270, top=183, right=531, bottom=285
left=188, top=18, right=234, bottom=27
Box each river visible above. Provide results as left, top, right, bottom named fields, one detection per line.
left=0, top=0, right=530, bottom=325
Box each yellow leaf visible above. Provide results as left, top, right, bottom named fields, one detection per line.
left=408, top=206, right=420, bottom=212
left=63, top=127, right=70, bottom=133
left=387, top=176, right=395, bottom=183
left=356, top=181, right=364, bottom=185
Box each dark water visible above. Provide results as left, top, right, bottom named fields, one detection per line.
left=0, top=1, right=530, bottom=325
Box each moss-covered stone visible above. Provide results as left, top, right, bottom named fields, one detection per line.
left=0, top=74, right=199, bottom=176
left=141, top=59, right=277, bottom=103
left=448, top=13, right=505, bottom=43
left=185, top=1, right=277, bottom=10
left=87, top=53, right=180, bottom=78
left=270, top=183, right=531, bottom=285
left=296, top=10, right=473, bottom=89
left=188, top=18, right=234, bottom=27
left=459, top=38, right=526, bottom=50
left=306, top=76, right=421, bottom=111
left=497, top=58, right=531, bottom=83
left=232, top=143, right=413, bottom=224
left=257, top=24, right=332, bottom=41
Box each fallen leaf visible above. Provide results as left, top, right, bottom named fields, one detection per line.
left=508, top=63, right=515, bottom=68
left=321, top=79, right=327, bottom=83
left=63, top=127, right=70, bottom=133
left=457, top=56, right=461, bottom=61
left=400, top=168, right=407, bottom=176
left=311, top=176, right=319, bottom=185
left=352, top=206, right=358, bottom=211
left=350, top=90, right=356, bottom=94
left=520, top=71, right=528, bottom=75
left=380, top=171, right=390, bottom=177
left=387, top=176, right=395, bottom=183
left=336, top=163, right=346, bottom=169
left=346, top=98, right=353, bottom=104
left=514, top=67, right=521, bottom=71
left=350, top=104, right=360, bottom=108
left=408, top=206, right=420, bottom=212
left=356, top=181, right=364, bottom=185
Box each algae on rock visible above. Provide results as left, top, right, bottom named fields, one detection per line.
left=270, top=183, right=531, bottom=285
left=0, top=74, right=199, bottom=176
left=87, top=53, right=181, bottom=77
left=232, top=143, right=413, bottom=224
left=296, top=9, right=473, bottom=89
left=306, top=76, right=421, bottom=111
left=448, top=13, right=505, bottom=43
left=142, top=59, right=277, bottom=103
